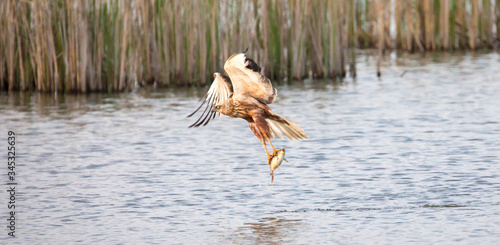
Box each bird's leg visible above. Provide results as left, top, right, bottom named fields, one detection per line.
left=268, top=141, right=278, bottom=156
left=260, top=140, right=272, bottom=164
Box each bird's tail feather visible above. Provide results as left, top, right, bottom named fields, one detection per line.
left=265, top=114, right=308, bottom=141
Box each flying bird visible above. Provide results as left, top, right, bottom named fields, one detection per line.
left=188, top=52, right=307, bottom=163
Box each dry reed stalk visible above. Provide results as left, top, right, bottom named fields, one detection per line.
left=32, top=1, right=45, bottom=92
left=198, top=1, right=208, bottom=86
left=441, top=0, right=450, bottom=50
left=497, top=0, right=500, bottom=42
left=259, top=0, right=271, bottom=78
left=383, top=0, right=391, bottom=49
left=336, top=0, right=346, bottom=78
left=327, top=0, right=335, bottom=78
left=272, top=0, right=288, bottom=80
left=297, top=0, right=308, bottom=79
left=367, top=0, right=377, bottom=50
left=218, top=0, right=229, bottom=63
left=357, top=0, right=369, bottom=49
left=347, top=0, right=356, bottom=78
left=16, top=3, right=27, bottom=89
left=209, top=0, right=219, bottom=78
left=94, top=1, right=104, bottom=91
left=455, top=0, right=466, bottom=48
left=289, top=0, right=307, bottom=79
left=173, top=0, right=183, bottom=83
left=65, top=0, right=78, bottom=92
left=413, top=0, right=425, bottom=51
left=0, top=1, right=5, bottom=90
left=118, top=1, right=130, bottom=91
left=278, top=0, right=289, bottom=80
left=470, top=0, right=479, bottom=50
left=376, top=0, right=384, bottom=77
left=185, top=1, right=195, bottom=85
left=395, top=0, right=403, bottom=49
left=423, top=0, right=434, bottom=50
left=449, top=0, right=457, bottom=50
left=79, top=0, right=89, bottom=92
left=482, top=0, right=493, bottom=48
left=371, top=0, right=379, bottom=50
left=307, top=0, right=324, bottom=78
left=159, top=0, right=175, bottom=87
left=137, top=1, right=151, bottom=83
left=354, top=0, right=362, bottom=48
left=149, top=1, right=159, bottom=83
left=5, top=1, right=17, bottom=91
left=404, top=0, right=414, bottom=51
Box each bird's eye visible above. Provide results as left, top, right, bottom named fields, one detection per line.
left=215, top=105, right=221, bottom=109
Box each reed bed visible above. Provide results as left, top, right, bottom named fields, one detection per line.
left=0, top=0, right=498, bottom=92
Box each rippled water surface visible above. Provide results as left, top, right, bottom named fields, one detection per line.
left=1, top=52, right=500, bottom=244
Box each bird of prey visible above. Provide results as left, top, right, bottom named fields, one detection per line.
left=188, top=52, right=307, bottom=163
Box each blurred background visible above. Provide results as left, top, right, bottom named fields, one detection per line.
left=1, top=1, right=500, bottom=244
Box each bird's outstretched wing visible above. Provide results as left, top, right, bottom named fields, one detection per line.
left=188, top=73, right=233, bottom=127
left=224, top=53, right=277, bottom=104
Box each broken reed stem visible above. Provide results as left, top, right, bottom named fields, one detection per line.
left=0, top=0, right=498, bottom=93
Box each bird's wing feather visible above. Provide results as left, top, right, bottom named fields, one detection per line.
left=188, top=74, right=233, bottom=127
left=224, top=53, right=277, bottom=104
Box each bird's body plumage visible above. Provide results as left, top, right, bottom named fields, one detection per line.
left=189, top=52, right=307, bottom=162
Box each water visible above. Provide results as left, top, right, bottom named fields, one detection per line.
left=1, top=52, right=500, bottom=244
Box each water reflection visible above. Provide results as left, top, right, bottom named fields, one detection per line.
left=229, top=216, right=305, bottom=244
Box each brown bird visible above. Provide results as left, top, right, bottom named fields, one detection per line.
left=188, top=52, right=307, bottom=163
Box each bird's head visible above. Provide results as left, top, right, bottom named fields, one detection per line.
left=213, top=104, right=222, bottom=112
left=213, top=102, right=231, bottom=115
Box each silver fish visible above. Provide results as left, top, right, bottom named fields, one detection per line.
left=269, top=148, right=288, bottom=183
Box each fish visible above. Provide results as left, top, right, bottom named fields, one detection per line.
left=269, top=148, right=288, bottom=183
